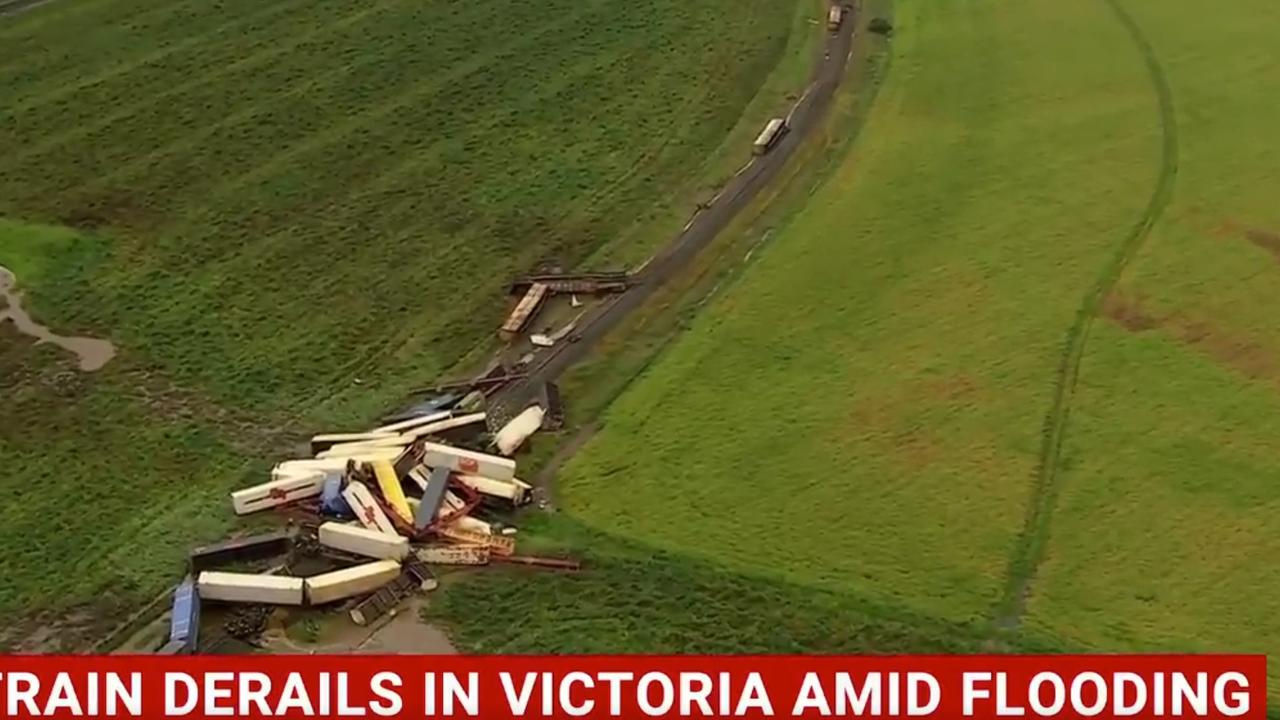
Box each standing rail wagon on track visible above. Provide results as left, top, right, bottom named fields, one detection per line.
left=753, top=118, right=789, bottom=156
left=827, top=4, right=844, bottom=31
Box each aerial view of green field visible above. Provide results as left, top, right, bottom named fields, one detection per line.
left=1023, top=0, right=1280, bottom=670
left=0, top=0, right=811, bottom=646
left=562, top=0, right=1163, bottom=620
left=556, top=0, right=1280, bottom=687
left=2, top=0, right=1278, bottom=697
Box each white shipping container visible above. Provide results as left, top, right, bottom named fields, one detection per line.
left=342, top=482, right=398, bottom=536
left=452, top=515, right=492, bottom=535
left=422, top=441, right=515, bottom=481
left=455, top=474, right=531, bottom=505
left=305, top=560, right=401, bottom=605
left=231, top=472, right=325, bottom=515
left=318, top=522, right=409, bottom=561
left=272, top=458, right=350, bottom=479
left=198, top=572, right=304, bottom=605
left=494, top=405, right=545, bottom=456
left=400, top=412, right=487, bottom=442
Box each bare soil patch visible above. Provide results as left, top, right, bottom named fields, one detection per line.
left=1209, top=218, right=1280, bottom=262
left=1102, top=292, right=1159, bottom=331
left=1245, top=227, right=1280, bottom=260
left=262, top=599, right=456, bottom=655
left=1105, top=292, right=1277, bottom=383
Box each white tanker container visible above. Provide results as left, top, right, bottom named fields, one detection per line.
left=305, top=560, right=401, bottom=605
left=494, top=405, right=545, bottom=456
left=197, top=572, right=304, bottom=605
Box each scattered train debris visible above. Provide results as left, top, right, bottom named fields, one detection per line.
left=152, top=360, right=578, bottom=654
left=508, top=271, right=631, bottom=296
left=132, top=0, right=855, bottom=651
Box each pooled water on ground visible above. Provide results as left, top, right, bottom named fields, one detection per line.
left=0, top=265, right=116, bottom=371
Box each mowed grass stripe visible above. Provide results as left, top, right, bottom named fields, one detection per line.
left=24, top=0, right=509, bottom=207
left=993, top=0, right=1180, bottom=627
left=6, top=0, right=795, bottom=418
left=141, top=13, right=677, bottom=398
left=152, top=0, right=611, bottom=210
left=0, top=0, right=306, bottom=108
left=2, top=0, right=440, bottom=199
left=71, top=0, right=620, bottom=261
left=0, top=349, right=247, bottom=618
left=111, top=0, right=737, bottom=404
left=0, top=0, right=802, bottom=642
left=0, top=0, right=204, bottom=60
left=559, top=0, right=1162, bottom=622
left=269, top=26, right=740, bottom=358
left=3, top=0, right=405, bottom=165
left=307, top=2, right=764, bottom=246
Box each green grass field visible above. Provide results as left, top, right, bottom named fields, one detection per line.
left=562, top=0, right=1163, bottom=622
left=558, top=0, right=1280, bottom=679
left=0, top=0, right=812, bottom=647
left=1023, top=0, right=1280, bottom=673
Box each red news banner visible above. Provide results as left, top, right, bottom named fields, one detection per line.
left=0, top=655, right=1266, bottom=720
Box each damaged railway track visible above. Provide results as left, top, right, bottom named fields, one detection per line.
left=492, top=3, right=860, bottom=414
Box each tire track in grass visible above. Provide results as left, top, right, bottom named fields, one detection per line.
left=993, top=0, right=1179, bottom=629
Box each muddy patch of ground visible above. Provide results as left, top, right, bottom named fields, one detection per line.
left=1245, top=227, right=1280, bottom=261
left=262, top=598, right=457, bottom=654
left=847, top=374, right=989, bottom=471
left=1104, top=291, right=1278, bottom=383
left=1102, top=293, right=1159, bottom=332
left=1210, top=217, right=1280, bottom=263
left=0, top=265, right=116, bottom=371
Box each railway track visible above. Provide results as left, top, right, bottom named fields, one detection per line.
left=493, top=3, right=860, bottom=415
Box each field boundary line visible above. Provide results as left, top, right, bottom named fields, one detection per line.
left=993, top=0, right=1180, bottom=629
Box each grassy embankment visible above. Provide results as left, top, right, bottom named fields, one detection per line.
left=0, top=0, right=807, bottom=647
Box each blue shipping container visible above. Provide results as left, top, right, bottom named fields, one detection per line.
left=321, top=473, right=353, bottom=517
left=169, top=578, right=200, bottom=652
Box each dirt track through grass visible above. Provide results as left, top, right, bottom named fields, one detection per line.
left=993, top=0, right=1180, bottom=629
